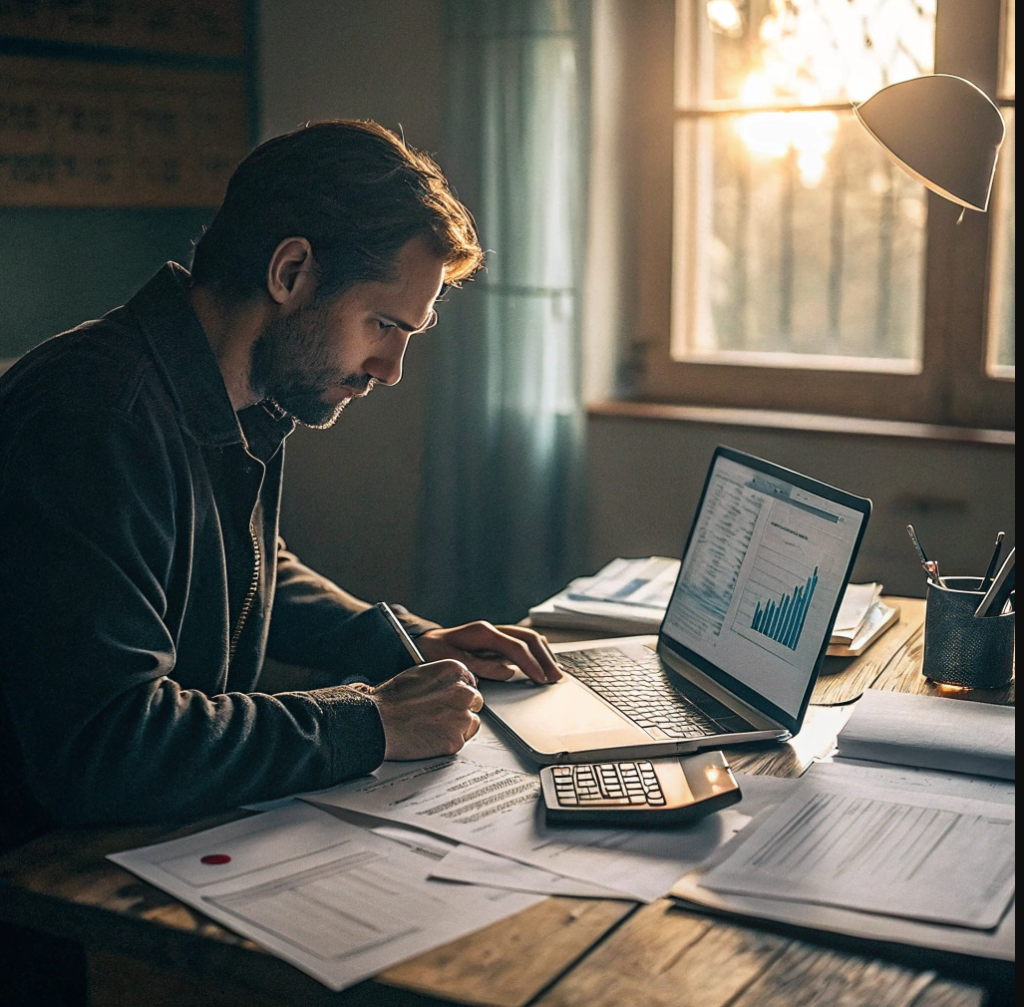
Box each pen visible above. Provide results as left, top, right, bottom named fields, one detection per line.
left=907, top=524, right=945, bottom=587
left=975, top=548, right=1015, bottom=618
left=906, top=524, right=930, bottom=567
left=376, top=601, right=426, bottom=665
left=981, top=531, right=1005, bottom=591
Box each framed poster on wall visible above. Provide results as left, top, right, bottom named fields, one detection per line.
left=0, top=55, right=248, bottom=206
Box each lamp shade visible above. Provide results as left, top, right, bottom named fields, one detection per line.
left=854, top=75, right=1005, bottom=212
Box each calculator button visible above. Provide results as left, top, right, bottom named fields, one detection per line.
left=558, top=794, right=579, bottom=805
left=553, top=766, right=572, bottom=777
left=647, top=796, right=666, bottom=806
left=629, top=795, right=647, bottom=804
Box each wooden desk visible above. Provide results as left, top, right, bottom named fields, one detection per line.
left=0, top=598, right=1009, bottom=1007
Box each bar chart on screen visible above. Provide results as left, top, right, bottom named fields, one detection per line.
left=749, top=567, right=819, bottom=651
left=732, top=506, right=845, bottom=660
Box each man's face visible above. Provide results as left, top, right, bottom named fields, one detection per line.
left=250, top=235, right=445, bottom=428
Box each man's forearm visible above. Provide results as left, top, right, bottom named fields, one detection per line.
left=6, top=677, right=386, bottom=826
left=267, top=541, right=439, bottom=683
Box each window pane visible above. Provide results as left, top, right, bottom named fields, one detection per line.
left=672, top=0, right=933, bottom=366
left=673, top=112, right=925, bottom=361
left=1001, top=0, right=1015, bottom=99
left=988, top=109, right=1015, bottom=374
left=682, top=0, right=935, bottom=106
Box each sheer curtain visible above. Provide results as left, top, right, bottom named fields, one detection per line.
left=415, top=0, right=590, bottom=626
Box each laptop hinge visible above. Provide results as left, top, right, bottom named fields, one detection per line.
left=656, top=640, right=785, bottom=733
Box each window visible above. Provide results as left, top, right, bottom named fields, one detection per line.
left=987, top=0, right=1015, bottom=379
left=630, top=0, right=1014, bottom=428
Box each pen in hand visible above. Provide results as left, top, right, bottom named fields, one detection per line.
left=376, top=601, right=426, bottom=665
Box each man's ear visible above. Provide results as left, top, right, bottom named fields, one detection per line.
left=266, top=237, right=317, bottom=306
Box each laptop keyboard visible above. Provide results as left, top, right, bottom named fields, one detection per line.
left=558, top=647, right=725, bottom=741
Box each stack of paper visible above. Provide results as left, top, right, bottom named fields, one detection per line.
left=670, top=691, right=1017, bottom=960
left=528, top=557, right=679, bottom=635
left=837, top=688, right=1015, bottom=780
left=827, top=583, right=900, bottom=656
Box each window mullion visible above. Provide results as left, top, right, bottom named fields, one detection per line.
left=928, top=0, right=1008, bottom=425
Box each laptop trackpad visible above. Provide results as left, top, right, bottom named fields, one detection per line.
left=481, top=675, right=650, bottom=754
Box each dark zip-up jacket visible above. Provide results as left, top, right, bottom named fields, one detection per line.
left=0, top=263, right=435, bottom=848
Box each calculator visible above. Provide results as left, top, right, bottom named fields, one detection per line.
left=539, top=750, right=741, bottom=827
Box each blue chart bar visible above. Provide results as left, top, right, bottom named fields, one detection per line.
left=751, top=567, right=819, bottom=651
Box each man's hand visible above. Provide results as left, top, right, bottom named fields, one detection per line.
left=364, top=661, right=483, bottom=760
left=417, top=622, right=563, bottom=684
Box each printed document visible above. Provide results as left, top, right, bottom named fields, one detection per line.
left=303, top=743, right=796, bottom=903
left=365, top=823, right=621, bottom=898
left=698, top=773, right=1015, bottom=929
left=109, top=802, right=541, bottom=991
left=566, top=557, right=680, bottom=610
left=670, top=760, right=1015, bottom=959
left=431, top=844, right=626, bottom=898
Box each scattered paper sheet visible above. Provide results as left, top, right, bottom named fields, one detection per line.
left=698, top=774, right=1015, bottom=929
left=109, top=802, right=542, bottom=992
left=430, top=844, right=627, bottom=899
left=670, top=760, right=1015, bottom=960
left=814, top=757, right=1015, bottom=803
left=302, top=743, right=797, bottom=903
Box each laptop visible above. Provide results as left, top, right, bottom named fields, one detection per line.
left=481, top=446, right=871, bottom=763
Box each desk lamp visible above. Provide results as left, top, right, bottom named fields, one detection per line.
left=855, top=76, right=1009, bottom=692
left=854, top=74, right=1006, bottom=213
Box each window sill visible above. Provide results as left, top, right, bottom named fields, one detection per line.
left=587, top=401, right=1015, bottom=447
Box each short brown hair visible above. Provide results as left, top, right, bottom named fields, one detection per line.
left=190, top=120, right=482, bottom=300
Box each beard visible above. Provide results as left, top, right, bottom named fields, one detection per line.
left=249, top=303, right=374, bottom=428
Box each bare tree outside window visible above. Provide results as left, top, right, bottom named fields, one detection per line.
left=673, top=0, right=934, bottom=369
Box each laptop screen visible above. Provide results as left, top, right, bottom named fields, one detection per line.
left=662, top=451, right=868, bottom=724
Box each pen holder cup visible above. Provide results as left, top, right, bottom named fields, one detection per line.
left=923, top=576, right=1015, bottom=688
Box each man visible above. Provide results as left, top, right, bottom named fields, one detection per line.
left=0, top=120, right=562, bottom=856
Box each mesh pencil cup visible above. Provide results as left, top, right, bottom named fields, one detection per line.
left=923, top=576, right=1015, bottom=688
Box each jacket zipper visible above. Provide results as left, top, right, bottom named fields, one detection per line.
left=228, top=518, right=262, bottom=664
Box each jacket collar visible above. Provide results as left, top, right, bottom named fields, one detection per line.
left=127, top=262, right=296, bottom=451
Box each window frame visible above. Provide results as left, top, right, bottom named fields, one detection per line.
left=624, top=0, right=1014, bottom=430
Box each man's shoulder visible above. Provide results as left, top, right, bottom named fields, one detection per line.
left=0, top=307, right=170, bottom=430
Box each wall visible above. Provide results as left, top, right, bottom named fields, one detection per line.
left=0, top=208, right=212, bottom=359
left=588, top=415, right=1015, bottom=599
left=259, top=0, right=446, bottom=611
left=263, top=0, right=1015, bottom=618
left=4, top=4, right=1011, bottom=619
